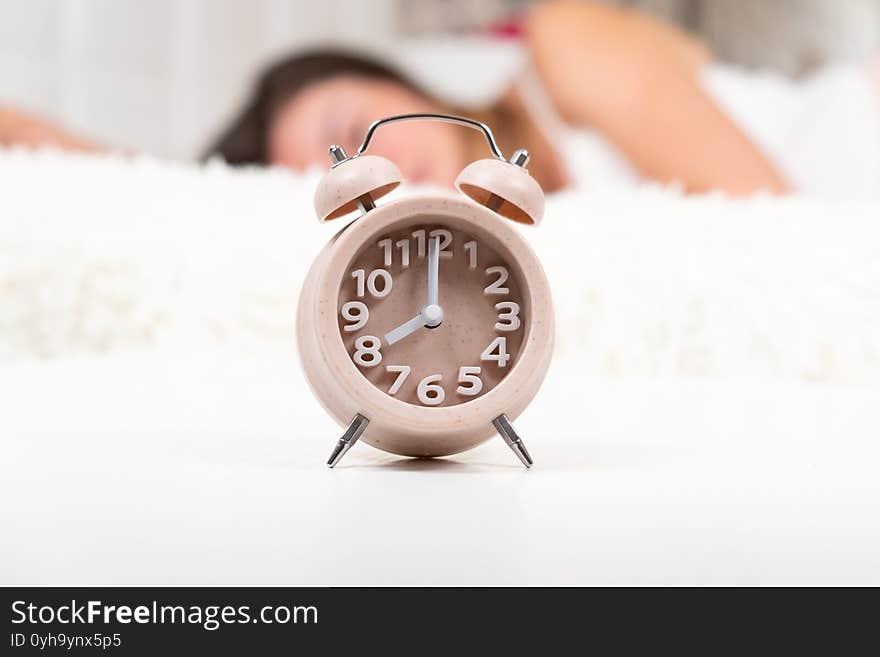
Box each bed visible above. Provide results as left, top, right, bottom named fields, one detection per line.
left=1, top=149, right=879, bottom=584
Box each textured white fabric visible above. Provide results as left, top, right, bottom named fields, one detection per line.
left=2, top=150, right=879, bottom=586
left=1, top=149, right=879, bottom=383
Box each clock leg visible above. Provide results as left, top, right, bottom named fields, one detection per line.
left=492, top=414, right=534, bottom=468
left=326, top=413, right=369, bottom=468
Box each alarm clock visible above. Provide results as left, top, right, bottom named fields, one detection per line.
left=297, top=114, right=554, bottom=468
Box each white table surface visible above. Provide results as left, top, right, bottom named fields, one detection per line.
left=2, top=349, right=879, bottom=585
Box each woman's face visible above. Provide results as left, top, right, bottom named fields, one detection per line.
left=267, top=75, right=467, bottom=185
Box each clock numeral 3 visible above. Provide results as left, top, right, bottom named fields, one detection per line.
left=494, top=301, right=521, bottom=331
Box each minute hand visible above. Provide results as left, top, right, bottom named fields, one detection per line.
left=427, top=234, right=440, bottom=308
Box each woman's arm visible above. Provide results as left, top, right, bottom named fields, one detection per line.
left=0, top=105, right=100, bottom=153
left=526, top=0, right=788, bottom=195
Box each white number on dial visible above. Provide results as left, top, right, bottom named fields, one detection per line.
left=340, top=301, right=369, bottom=332
left=378, top=238, right=393, bottom=267
left=429, top=229, right=453, bottom=258
left=494, top=301, right=521, bottom=331
left=396, top=239, right=410, bottom=268
left=484, top=266, right=509, bottom=295
left=464, top=240, right=477, bottom=269
left=385, top=365, right=411, bottom=395
left=456, top=366, right=483, bottom=396
left=412, top=229, right=426, bottom=257
left=352, top=268, right=393, bottom=298
left=481, top=336, right=510, bottom=367
left=353, top=335, right=382, bottom=367
left=344, top=231, right=522, bottom=402
left=417, top=374, right=445, bottom=406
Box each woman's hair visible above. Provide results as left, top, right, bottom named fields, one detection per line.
left=205, top=49, right=421, bottom=164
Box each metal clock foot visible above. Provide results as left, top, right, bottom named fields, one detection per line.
left=492, top=414, right=534, bottom=468
left=326, top=414, right=369, bottom=468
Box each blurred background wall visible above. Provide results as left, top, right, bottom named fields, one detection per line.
left=1, top=0, right=879, bottom=160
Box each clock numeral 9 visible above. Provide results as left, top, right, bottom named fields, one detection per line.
left=340, top=301, right=369, bottom=332
left=353, top=335, right=382, bottom=367
left=352, top=268, right=392, bottom=298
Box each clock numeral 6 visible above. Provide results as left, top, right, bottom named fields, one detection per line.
left=481, top=336, right=510, bottom=367
left=395, top=367, right=484, bottom=403
left=340, top=301, right=369, bottom=332
left=353, top=335, right=382, bottom=367
left=352, top=268, right=392, bottom=298
left=417, top=374, right=445, bottom=406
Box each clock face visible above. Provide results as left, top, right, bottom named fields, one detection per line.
left=337, top=221, right=527, bottom=407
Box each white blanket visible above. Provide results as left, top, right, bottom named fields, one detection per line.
left=2, top=149, right=879, bottom=382
left=1, top=150, right=879, bottom=584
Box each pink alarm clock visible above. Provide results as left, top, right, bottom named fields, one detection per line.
left=297, top=114, right=554, bottom=468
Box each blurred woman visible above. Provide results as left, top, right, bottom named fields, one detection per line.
left=207, top=0, right=789, bottom=195
left=4, top=1, right=878, bottom=196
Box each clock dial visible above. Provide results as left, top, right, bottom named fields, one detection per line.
left=337, top=223, right=527, bottom=407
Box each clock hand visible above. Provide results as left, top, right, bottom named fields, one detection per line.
left=383, top=304, right=445, bottom=347
left=384, top=235, right=444, bottom=347
left=384, top=313, right=425, bottom=346
left=427, top=234, right=440, bottom=311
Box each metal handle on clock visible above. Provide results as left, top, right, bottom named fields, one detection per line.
left=356, top=113, right=507, bottom=160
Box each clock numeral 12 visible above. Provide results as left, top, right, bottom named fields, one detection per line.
left=411, top=228, right=453, bottom=259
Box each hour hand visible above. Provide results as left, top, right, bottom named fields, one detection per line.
left=383, top=304, right=444, bottom=346
left=384, top=313, right=426, bottom=346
